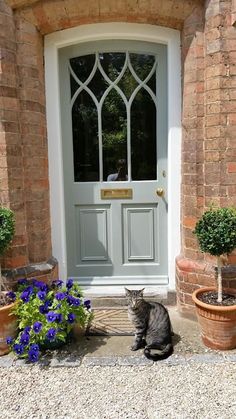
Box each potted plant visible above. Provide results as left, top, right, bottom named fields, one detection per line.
left=0, top=207, right=17, bottom=356
left=6, top=278, right=93, bottom=362
left=192, top=206, right=236, bottom=350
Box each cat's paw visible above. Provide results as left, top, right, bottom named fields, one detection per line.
left=131, top=345, right=139, bottom=351
left=131, top=343, right=141, bottom=351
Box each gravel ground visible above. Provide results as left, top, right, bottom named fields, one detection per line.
left=1, top=361, right=236, bottom=419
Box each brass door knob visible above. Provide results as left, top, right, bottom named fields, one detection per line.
left=156, top=188, right=165, bottom=197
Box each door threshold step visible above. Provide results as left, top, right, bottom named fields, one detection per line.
left=88, top=291, right=176, bottom=308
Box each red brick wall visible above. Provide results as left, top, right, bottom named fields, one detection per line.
left=177, top=0, right=236, bottom=316
left=0, top=0, right=53, bottom=283
left=1, top=0, right=236, bottom=303
left=15, top=16, right=51, bottom=263
left=0, top=1, right=29, bottom=269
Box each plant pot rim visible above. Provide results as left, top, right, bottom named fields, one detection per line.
left=0, top=293, right=16, bottom=313
left=192, top=287, right=236, bottom=311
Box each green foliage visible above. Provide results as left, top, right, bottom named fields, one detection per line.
left=194, top=207, right=236, bottom=257
left=0, top=207, right=15, bottom=255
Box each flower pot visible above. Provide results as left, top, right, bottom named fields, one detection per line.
left=192, top=287, right=236, bottom=350
left=72, top=323, right=86, bottom=340
left=0, top=301, right=17, bottom=356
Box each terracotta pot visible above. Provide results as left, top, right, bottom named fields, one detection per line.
left=192, top=287, right=236, bottom=350
left=72, top=323, right=86, bottom=340
left=0, top=301, right=17, bottom=356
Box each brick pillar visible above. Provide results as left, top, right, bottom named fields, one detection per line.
left=0, top=0, right=57, bottom=286
left=177, top=0, right=236, bottom=317
left=15, top=15, right=52, bottom=263
left=0, top=0, right=29, bottom=269
left=176, top=4, right=207, bottom=315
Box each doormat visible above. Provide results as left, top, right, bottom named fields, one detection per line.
left=88, top=308, right=134, bottom=336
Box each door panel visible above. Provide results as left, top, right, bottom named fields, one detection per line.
left=59, top=40, right=168, bottom=286
left=75, top=206, right=110, bottom=262
left=123, top=205, right=157, bottom=262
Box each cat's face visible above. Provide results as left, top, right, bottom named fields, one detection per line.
left=125, top=288, right=144, bottom=309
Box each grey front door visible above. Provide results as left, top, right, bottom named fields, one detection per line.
left=59, top=40, right=168, bottom=287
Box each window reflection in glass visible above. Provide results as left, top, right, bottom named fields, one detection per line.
left=130, top=53, right=155, bottom=81
left=88, top=68, right=109, bottom=101
left=70, top=55, right=95, bottom=83
left=70, top=55, right=95, bottom=97
left=102, top=89, right=127, bottom=181
left=131, top=89, right=156, bottom=180
left=117, top=67, right=138, bottom=100
left=100, top=52, right=126, bottom=81
left=71, top=89, right=99, bottom=182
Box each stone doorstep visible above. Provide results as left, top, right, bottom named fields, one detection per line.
left=89, top=291, right=176, bottom=308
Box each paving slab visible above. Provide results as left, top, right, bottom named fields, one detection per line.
left=1, top=306, right=236, bottom=367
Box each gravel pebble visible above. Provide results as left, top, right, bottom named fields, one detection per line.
left=1, top=362, right=236, bottom=419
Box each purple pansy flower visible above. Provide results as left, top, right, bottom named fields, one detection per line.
left=24, top=286, right=34, bottom=294
left=6, top=291, right=16, bottom=301
left=39, top=304, right=48, bottom=314
left=24, top=326, right=31, bottom=334
left=40, top=283, right=48, bottom=292
left=33, top=279, right=43, bottom=288
left=6, top=336, right=13, bottom=345
left=84, top=299, right=91, bottom=309
left=52, top=279, right=63, bottom=288
left=13, top=343, right=24, bottom=355
left=20, top=333, right=30, bottom=346
left=20, top=291, right=31, bottom=303
left=67, top=313, right=76, bottom=324
left=67, top=295, right=75, bottom=305
left=28, top=348, right=39, bottom=363
left=66, top=279, right=74, bottom=289
left=33, top=280, right=48, bottom=292
left=39, top=300, right=52, bottom=314
left=72, top=298, right=80, bottom=306
left=56, top=313, right=63, bottom=323
left=46, top=311, right=57, bottom=323
left=55, top=292, right=66, bottom=301
left=46, top=328, right=57, bottom=341
left=29, top=343, right=39, bottom=352
left=33, top=321, right=42, bottom=334
left=37, top=290, right=46, bottom=301
left=17, top=279, right=27, bottom=286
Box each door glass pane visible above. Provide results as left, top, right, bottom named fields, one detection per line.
left=71, top=90, right=99, bottom=182
left=70, top=55, right=95, bottom=83
left=102, top=89, right=127, bottom=181
left=69, top=49, right=157, bottom=183
left=88, top=68, right=109, bottom=101
left=147, top=73, right=156, bottom=94
left=100, top=52, right=126, bottom=81
left=117, top=68, right=138, bottom=99
left=130, top=53, right=155, bottom=80
left=131, top=89, right=156, bottom=180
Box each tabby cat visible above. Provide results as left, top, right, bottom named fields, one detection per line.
left=125, top=288, right=173, bottom=361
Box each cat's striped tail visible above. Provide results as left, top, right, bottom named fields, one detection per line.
left=144, top=343, right=173, bottom=361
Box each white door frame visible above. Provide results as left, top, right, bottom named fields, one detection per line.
left=44, top=23, right=181, bottom=294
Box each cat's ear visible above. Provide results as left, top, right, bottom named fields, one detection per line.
left=139, top=288, right=145, bottom=296
left=124, top=287, right=131, bottom=296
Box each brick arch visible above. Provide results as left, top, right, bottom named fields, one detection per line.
left=7, top=0, right=204, bottom=34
